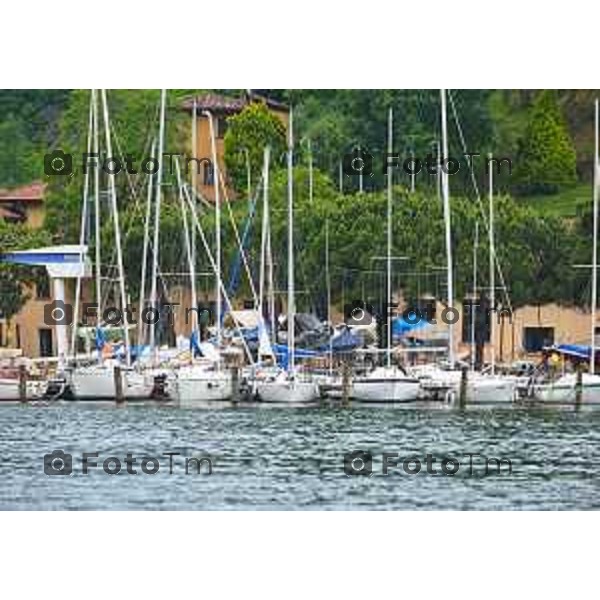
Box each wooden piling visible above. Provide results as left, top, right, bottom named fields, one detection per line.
left=114, top=366, right=125, bottom=403
left=230, top=365, right=240, bottom=404
left=341, top=359, right=351, bottom=407
left=18, top=364, right=27, bottom=403
left=575, top=367, right=583, bottom=409
left=459, top=367, right=468, bottom=408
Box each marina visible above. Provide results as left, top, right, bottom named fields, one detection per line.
left=2, top=7, right=598, bottom=600
left=1, top=90, right=600, bottom=409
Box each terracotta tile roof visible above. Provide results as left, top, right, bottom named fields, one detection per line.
left=181, top=93, right=245, bottom=113
left=0, top=181, right=46, bottom=202
left=181, top=91, right=288, bottom=114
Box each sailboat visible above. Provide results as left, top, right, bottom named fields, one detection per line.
left=470, top=150, right=518, bottom=403
left=255, top=108, right=320, bottom=403
left=533, top=98, right=600, bottom=404
left=70, top=89, right=154, bottom=400
left=351, top=108, right=420, bottom=403
left=0, top=373, right=46, bottom=401
left=168, top=109, right=233, bottom=405
left=412, top=90, right=516, bottom=404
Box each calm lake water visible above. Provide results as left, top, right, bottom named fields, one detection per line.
left=1, top=401, right=599, bottom=510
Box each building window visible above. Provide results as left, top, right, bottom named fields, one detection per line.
left=204, top=162, right=214, bottom=186
left=36, top=273, right=51, bottom=299
left=15, top=325, right=21, bottom=349
left=523, top=327, right=554, bottom=353
left=0, top=323, right=3, bottom=347
left=217, top=117, right=228, bottom=139
left=38, top=328, right=53, bottom=358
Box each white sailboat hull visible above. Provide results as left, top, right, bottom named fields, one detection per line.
left=467, top=376, right=517, bottom=404
left=534, top=373, right=600, bottom=403
left=352, top=367, right=420, bottom=403
left=171, top=368, right=233, bottom=405
left=352, top=379, right=420, bottom=402
left=71, top=367, right=154, bottom=400
left=256, top=378, right=320, bottom=404
left=0, top=378, right=46, bottom=401
left=415, top=367, right=516, bottom=404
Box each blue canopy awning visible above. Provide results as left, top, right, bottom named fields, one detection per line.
left=549, top=344, right=597, bottom=360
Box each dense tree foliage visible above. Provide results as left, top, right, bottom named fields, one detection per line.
left=186, top=164, right=581, bottom=314
left=513, top=90, right=578, bottom=195
left=0, top=221, right=51, bottom=325
left=0, top=89, right=598, bottom=322
left=223, top=102, right=287, bottom=195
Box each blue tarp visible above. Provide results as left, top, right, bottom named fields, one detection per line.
left=550, top=344, right=596, bottom=360
left=272, top=344, right=321, bottom=370
left=392, top=315, right=431, bottom=338
left=317, top=328, right=361, bottom=353
left=190, top=330, right=203, bottom=357
left=95, top=328, right=106, bottom=350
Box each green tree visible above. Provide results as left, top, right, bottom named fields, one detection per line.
left=513, top=90, right=578, bottom=195
left=45, top=89, right=204, bottom=241
left=0, top=118, right=43, bottom=187
left=0, top=221, right=51, bottom=327
left=223, top=102, right=286, bottom=194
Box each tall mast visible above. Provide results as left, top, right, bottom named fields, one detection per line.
left=308, top=138, right=314, bottom=204
left=206, top=111, right=222, bottom=352
left=386, top=107, right=393, bottom=368
left=92, top=90, right=101, bottom=326
left=191, top=100, right=197, bottom=278
left=440, top=89, right=454, bottom=366
left=358, top=144, right=363, bottom=193
left=259, top=146, right=271, bottom=315
left=287, top=108, right=295, bottom=374
left=471, top=222, right=479, bottom=372
left=175, top=159, right=198, bottom=335
left=326, top=219, right=332, bottom=375
left=591, top=99, right=599, bottom=374
left=488, top=152, right=496, bottom=375
left=150, top=89, right=167, bottom=351
left=436, top=140, right=442, bottom=203
left=266, top=206, right=276, bottom=345
left=138, top=140, right=155, bottom=347
left=100, top=89, right=130, bottom=365
left=71, top=90, right=94, bottom=358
